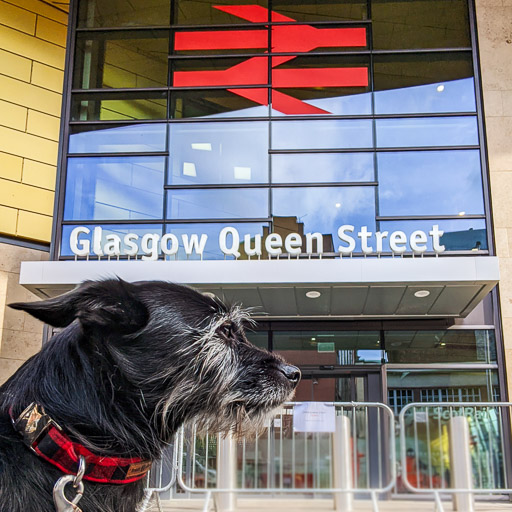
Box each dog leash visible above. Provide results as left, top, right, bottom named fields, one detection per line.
left=53, top=455, right=86, bottom=512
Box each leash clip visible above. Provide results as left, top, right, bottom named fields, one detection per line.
left=53, top=456, right=86, bottom=512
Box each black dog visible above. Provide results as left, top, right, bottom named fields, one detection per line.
left=0, top=279, right=300, bottom=512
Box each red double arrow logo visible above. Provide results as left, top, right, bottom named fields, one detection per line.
left=173, top=5, right=368, bottom=114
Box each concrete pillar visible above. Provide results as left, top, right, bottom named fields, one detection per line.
left=215, top=433, right=237, bottom=512
left=333, top=415, right=353, bottom=512
left=449, top=415, right=474, bottom=512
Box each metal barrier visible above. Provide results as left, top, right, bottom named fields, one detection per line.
left=174, top=402, right=396, bottom=512
left=398, top=402, right=512, bottom=511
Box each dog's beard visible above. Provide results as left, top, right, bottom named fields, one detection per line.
left=153, top=307, right=296, bottom=440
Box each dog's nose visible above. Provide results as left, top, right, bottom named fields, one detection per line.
left=279, top=364, right=301, bottom=384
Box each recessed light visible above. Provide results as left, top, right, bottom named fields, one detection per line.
left=335, top=203, right=341, bottom=208
left=437, top=84, right=445, bottom=92
left=306, top=291, right=321, bottom=299
left=440, top=342, right=446, bottom=347
left=414, top=290, right=430, bottom=298
left=311, top=337, right=316, bottom=341
left=458, top=211, right=466, bottom=216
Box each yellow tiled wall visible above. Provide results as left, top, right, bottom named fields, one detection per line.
left=476, top=0, right=512, bottom=399
left=0, top=0, right=68, bottom=243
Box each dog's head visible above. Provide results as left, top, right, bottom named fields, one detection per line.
left=9, top=279, right=300, bottom=437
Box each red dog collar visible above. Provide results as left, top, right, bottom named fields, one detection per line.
left=11, top=403, right=151, bottom=484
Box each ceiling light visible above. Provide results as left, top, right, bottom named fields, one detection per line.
left=437, top=84, right=445, bottom=92
left=414, top=290, right=430, bottom=298
left=306, top=291, right=321, bottom=299
left=458, top=211, right=466, bottom=216
left=183, top=162, right=196, bottom=177
left=311, top=337, right=316, bottom=341
left=234, top=166, right=251, bottom=180
left=440, top=342, right=446, bottom=347
left=335, top=203, right=341, bottom=208
left=191, top=143, right=212, bottom=151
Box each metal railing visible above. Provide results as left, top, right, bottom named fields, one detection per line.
left=175, top=402, right=396, bottom=512
left=398, top=402, right=512, bottom=511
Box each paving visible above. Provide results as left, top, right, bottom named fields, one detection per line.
left=146, top=497, right=512, bottom=512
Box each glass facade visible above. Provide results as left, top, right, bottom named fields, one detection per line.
left=55, top=0, right=506, bottom=495
left=61, top=0, right=488, bottom=261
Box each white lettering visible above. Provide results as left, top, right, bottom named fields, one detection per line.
left=92, top=227, right=104, bottom=256
left=161, top=233, right=179, bottom=256
left=358, top=226, right=373, bottom=255
left=123, top=233, right=139, bottom=256
left=244, top=233, right=262, bottom=257
left=285, top=233, right=302, bottom=255
left=430, top=225, right=446, bottom=253
left=70, top=226, right=90, bottom=257
left=104, top=234, right=121, bottom=256
left=141, top=233, right=160, bottom=261
left=410, top=230, right=428, bottom=254
left=375, top=231, right=389, bottom=254
left=337, top=225, right=356, bottom=255
left=265, top=233, right=282, bottom=256
left=389, top=231, right=407, bottom=254
left=219, top=227, right=241, bottom=258
left=306, top=232, right=323, bottom=255
left=182, top=234, right=208, bottom=256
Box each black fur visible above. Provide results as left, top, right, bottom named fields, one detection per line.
left=0, top=279, right=299, bottom=512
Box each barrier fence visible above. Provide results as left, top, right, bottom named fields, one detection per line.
left=141, top=401, right=512, bottom=512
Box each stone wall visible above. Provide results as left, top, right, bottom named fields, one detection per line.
left=0, top=243, right=48, bottom=384
left=476, top=0, right=512, bottom=398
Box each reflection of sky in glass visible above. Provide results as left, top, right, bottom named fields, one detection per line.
left=272, top=153, right=374, bottom=183
left=165, top=223, right=269, bottom=260
left=167, top=188, right=268, bottom=219
left=168, top=122, right=268, bottom=184
left=61, top=224, right=163, bottom=257
left=273, top=187, right=376, bottom=251
left=375, top=78, right=476, bottom=114
left=272, top=91, right=372, bottom=116
left=272, top=119, right=373, bottom=149
left=64, top=157, right=164, bottom=220
left=68, top=123, right=167, bottom=153
left=378, top=150, right=484, bottom=216
left=376, top=116, right=479, bottom=147
left=379, top=219, right=487, bottom=252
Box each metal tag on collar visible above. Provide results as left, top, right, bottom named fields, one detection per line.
left=13, top=402, right=63, bottom=451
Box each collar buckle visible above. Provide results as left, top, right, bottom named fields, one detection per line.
left=12, top=402, right=63, bottom=453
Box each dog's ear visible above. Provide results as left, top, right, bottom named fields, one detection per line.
left=9, top=279, right=149, bottom=334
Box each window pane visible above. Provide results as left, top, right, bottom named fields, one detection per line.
left=378, top=150, right=484, bottom=216
left=272, top=153, right=374, bottom=183
left=168, top=122, right=268, bottom=184
left=271, top=0, right=368, bottom=21
left=385, top=330, right=496, bottom=364
left=74, top=31, right=169, bottom=89
left=166, top=188, right=269, bottom=219
left=78, top=0, right=171, bottom=27
left=60, top=224, right=164, bottom=257
left=372, top=0, right=471, bottom=50
left=165, top=222, right=269, bottom=260
left=375, top=117, right=479, bottom=148
left=379, top=219, right=487, bottom=252
left=246, top=331, right=269, bottom=349
left=273, top=331, right=381, bottom=367
left=173, top=27, right=268, bottom=56
left=68, top=123, right=167, bottom=153
left=271, top=55, right=371, bottom=116
left=170, top=89, right=269, bottom=119
left=171, top=57, right=269, bottom=87
left=272, top=186, right=376, bottom=252
left=173, top=0, right=268, bottom=25
left=64, top=157, right=165, bottom=220
left=374, top=53, right=476, bottom=114
left=272, top=119, right=373, bottom=149
left=71, top=91, right=167, bottom=121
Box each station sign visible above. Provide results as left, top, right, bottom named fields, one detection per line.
left=68, top=225, right=446, bottom=260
